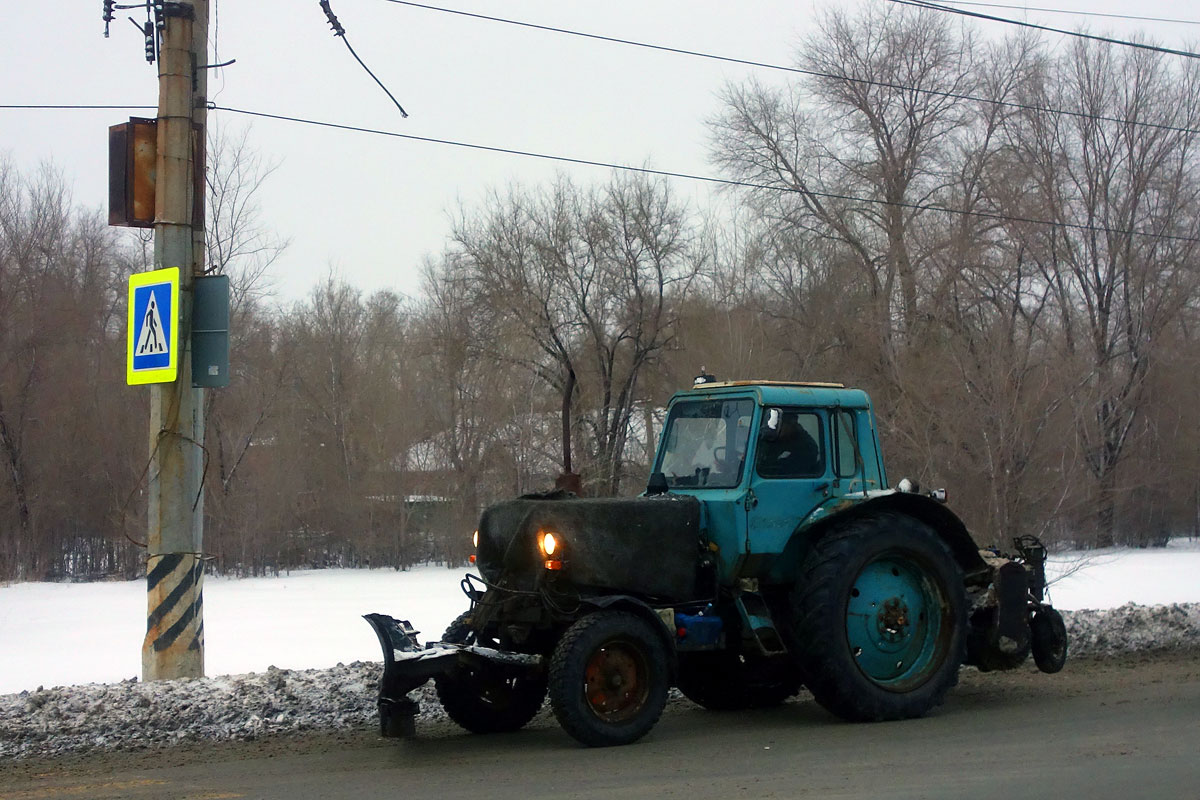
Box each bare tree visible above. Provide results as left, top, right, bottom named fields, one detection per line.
left=450, top=173, right=699, bottom=494
left=0, top=158, right=140, bottom=579
left=204, top=124, right=289, bottom=309
left=1002, top=40, right=1200, bottom=545
left=200, top=126, right=295, bottom=571
left=409, top=257, right=523, bottom=559
left=710, top=4, right=978, bottom=382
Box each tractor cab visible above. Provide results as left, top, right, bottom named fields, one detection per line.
left=651, top=381, right=887, bottom=584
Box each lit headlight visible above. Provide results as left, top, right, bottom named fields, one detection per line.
left=472, top=530, right=479, bottom=549
left=539, top=531, right=558, bottom=556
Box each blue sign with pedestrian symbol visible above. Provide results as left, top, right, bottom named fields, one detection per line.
left=127, top=267, right=180, bottom=385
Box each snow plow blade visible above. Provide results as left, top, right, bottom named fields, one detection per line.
left=362, top=613, right=542, bottom=738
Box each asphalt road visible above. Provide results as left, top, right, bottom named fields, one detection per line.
left=3, top=651, right=1198, bottom=800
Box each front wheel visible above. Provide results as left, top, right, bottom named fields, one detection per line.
left=790, top=512, right=967, bottom=722
left=548, top=611, right=669, bottom=747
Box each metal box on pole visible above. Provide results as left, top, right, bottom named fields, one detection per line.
left=192, top=274, right=230, bottom=388
left=108, top=117, right=158, bottom=228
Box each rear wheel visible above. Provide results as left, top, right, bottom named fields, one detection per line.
left=434, top=612, right=547, bottom=734
left=790, top=512, right=967, bottom=721
left=548, top=611, right=668, bottom=747
left=676, top=651, right=799, bottom=710
left=1030, top=605, right=1068, bottom=674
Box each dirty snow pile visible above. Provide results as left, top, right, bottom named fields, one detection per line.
left=3, top=604, right=1199, bottom=760
left=0, top=661, right=412, bottom=760
left=1062, top=603, right=1200, bottom=657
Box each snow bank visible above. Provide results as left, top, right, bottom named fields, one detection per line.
left=0, top=661, right=434, bottom=760
left=3, top=603, right=1198, bottom=761
left=1064, top=603, right=1200, bottom=657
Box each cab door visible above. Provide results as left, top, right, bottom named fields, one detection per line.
left=737, top=407, right=831, bottom=577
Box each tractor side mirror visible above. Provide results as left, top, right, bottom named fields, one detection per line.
left=761, top=408, right=782, bottom=443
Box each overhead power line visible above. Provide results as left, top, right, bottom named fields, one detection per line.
left=211, top=105, right=1200, bottom=247
left=937, top=1, right=1200, bottom=27
left=0, top=104, right=156, bottom=110
left=377, top=1, right=1200, bottom=138
left=889, top=0, right=1200, bottom=60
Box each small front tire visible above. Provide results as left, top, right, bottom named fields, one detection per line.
left=1030, top=606, right=1068, bottom=674
left=548, top=611, right=669, bottom=747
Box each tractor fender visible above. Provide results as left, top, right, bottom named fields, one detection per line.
left=579, top=594, right=679, bottom=679
left=784, top=492, right=989, bottom=583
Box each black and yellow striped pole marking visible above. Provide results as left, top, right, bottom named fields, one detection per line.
left=142, top=552, right=205, bottom=678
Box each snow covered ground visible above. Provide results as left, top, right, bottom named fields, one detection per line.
left=3, top=541, right=1200, bottom=760
left=0, top=566, right=469, bottom=696
left=1044, top=538, right=1200, bottom=609
left=1, top=539, right=1198, bottom=697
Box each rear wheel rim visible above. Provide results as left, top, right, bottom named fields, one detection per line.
left=583, top=641, right=649, bottom=722
left=846, top=553, right=948, bottom=691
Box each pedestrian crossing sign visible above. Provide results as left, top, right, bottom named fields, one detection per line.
left=127, top=267, right=180, bottom=385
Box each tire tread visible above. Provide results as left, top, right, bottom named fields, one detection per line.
left=789, top=512, right=967, bottom=722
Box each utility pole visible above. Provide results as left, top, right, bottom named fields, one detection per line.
left=142, top=0, right=208, bottom=681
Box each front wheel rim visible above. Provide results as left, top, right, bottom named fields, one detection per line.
left=583, top=641, right=649, bottom=722
left=846, top=553, right=949, bottom=691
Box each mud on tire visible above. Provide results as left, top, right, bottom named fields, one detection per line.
left=434, top=612, right=547, bottom=734
left=548, top=610, right=669, bottom=747
left=790, top=511, right=967, bottom=722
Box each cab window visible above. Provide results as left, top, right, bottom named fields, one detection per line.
left=657, top=399, right=754, bottom=488
left=834, top=410, right=858, bottom=478
left=756, top=410, right=824, bottom=478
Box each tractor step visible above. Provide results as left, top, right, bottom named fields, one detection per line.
left=735, top=593, right=789, bottom=656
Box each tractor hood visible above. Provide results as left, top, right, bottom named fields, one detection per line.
left=475, top=491, right=704, bottom=603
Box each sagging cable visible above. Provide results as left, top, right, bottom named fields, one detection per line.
left=319, top=0, right=409, bottom=118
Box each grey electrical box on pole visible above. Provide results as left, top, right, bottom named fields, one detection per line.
left=192, top=275, right=230, bottom=388
left=139, top=0, right=209, bottom=682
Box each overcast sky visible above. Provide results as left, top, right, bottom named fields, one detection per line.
left=3, top=1, right=1196, bottom=305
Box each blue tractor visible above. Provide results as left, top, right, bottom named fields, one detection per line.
left=366, top=378, right=1067, bottom=747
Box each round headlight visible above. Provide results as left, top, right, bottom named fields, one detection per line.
left=541, top=532, right=558, bottom=556
left=472, top=530, right=479, bottom=549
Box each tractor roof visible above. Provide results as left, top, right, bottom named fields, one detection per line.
left=692, top=380, right=845, bottom=389
left=679, top=380, right=873, bottom=409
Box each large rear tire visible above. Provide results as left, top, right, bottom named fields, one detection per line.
left=676, top=651, right=799, bottom=710
left=434, top=612, right=547, bottom=734
left=548, top=611, right=669, bottom=747
left=790, top=512, right=967, bottom=722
